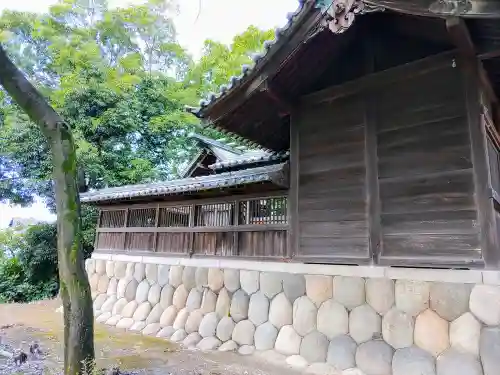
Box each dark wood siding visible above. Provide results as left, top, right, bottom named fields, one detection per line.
left=297, top=94, right=370, bottom=262
left=295, top=62, right=482, bottom=266
left=376, top=66, right=480, bottom=265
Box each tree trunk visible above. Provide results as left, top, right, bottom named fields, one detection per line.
left=0, top=45, right=95, bottom=374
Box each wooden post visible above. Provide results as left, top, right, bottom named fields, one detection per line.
left=233, top=200, right=240, bottom=255
left=363, top=20, right=381, bottom=264
left=122, top=208, right=129, bottom=251
left=152, top=204, right=160, bottom=252
left=188, top=204, right=195, bottom=256
left=289, top=110, right=300, bottom=259
left=464, top=67, right=500, bottom=268
left=93, top=210, right=101, bottom=251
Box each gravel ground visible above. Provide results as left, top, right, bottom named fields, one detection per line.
left=0, top=300, right=296, bottom=375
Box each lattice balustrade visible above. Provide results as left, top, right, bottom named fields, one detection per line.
left=99, top=210, right=126, bottom=228
left=96, top=195, right=288, bottom=257
left=127, top=208, right=156, bottom=227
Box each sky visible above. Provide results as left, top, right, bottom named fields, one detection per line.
left=0, top=0, right=298, bottom=227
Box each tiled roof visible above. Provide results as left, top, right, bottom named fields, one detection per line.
left=210, top=151, right=290, bottom=171
left=185, top=0, right=311, bottom=118
left=80, top=163, right=287, bottom=203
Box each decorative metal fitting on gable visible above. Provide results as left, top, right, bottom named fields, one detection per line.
left=315, top=0, right=385, bottom=34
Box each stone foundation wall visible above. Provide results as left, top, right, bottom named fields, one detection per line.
left=86, top=255, right=500, bottom=375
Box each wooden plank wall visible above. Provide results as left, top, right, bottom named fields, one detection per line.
left=376, top=66, right=481, bottom=265
left=296, top=63, right=484, bottom=266
left=297, top=94, right=370, bottom=263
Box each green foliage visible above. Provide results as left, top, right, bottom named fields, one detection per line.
left=0, top=224, right=59, bottom=302
left=0, top=0, right=274, bottom=301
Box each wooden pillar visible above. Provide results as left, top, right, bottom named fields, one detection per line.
left=289, top=111, right=300, bottom=259
left=464, top=67, right=500, bottom=268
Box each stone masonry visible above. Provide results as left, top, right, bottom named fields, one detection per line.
left=87, top=257, right=500, bottom=375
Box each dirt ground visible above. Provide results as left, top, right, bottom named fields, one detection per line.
left=0, top=299, right=298, bottom=375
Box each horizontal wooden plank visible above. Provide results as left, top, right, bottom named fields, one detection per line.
left=381, top=210, right=479, bottom=235
left=300, top=165, right=365, bottom=189
left=300, top=221, right=368, bottom=238
left=378, top=145, right=472, bottom=179
left=376, top=103, right=464, bottom=133
left=379, top=169, right=474, bottom=199
left=98, top=224, right=289, bottom=233
left=299, top=208, right=366, bottom=222
left=299, top=185, right=365, bottom=200
left=381, top=234, right=481, bottom=258
left=300, top=124, right=365, bottom=145
left=381, top=192, right=475, bottom=215
left=377, top=116, right=468, bottom=150
left=301, top=50, right=458, bottom=106
left=299, top=236, right=368, bottom=257
left=299, top=140, right=365, bottom=158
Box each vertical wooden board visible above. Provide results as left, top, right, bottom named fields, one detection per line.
left=375, top=64, right=484, bottom=265
left=296, top=93, right=370, bottom=261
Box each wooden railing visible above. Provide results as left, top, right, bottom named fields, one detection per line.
left=95, top=192, right=289, bottom=258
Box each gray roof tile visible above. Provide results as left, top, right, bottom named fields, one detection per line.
left=81, top=163, right=287, bottom=203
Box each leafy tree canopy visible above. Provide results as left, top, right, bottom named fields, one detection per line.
left=0, top=0, right=273, bottom=206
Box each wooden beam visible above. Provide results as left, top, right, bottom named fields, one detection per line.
left=288, top=109, right=300, bottom=259
left=301, top=49, right=458, bottom=106
left=479, top=49, right=500, bottom=61
left=446, top=17, right=500, bottom=126
left=362, top=25, right=382, bottom=265
left=464, top=66, right=500, bottom=269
